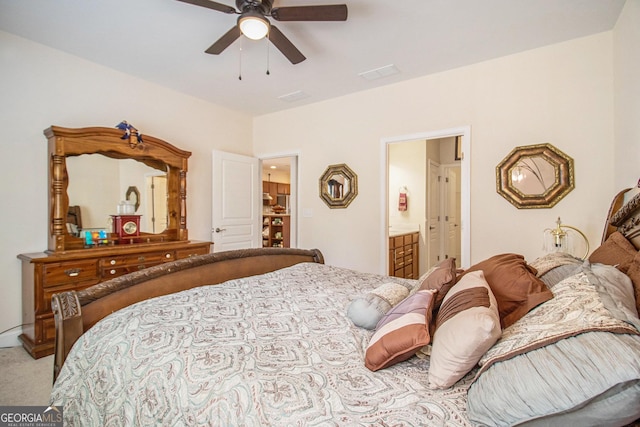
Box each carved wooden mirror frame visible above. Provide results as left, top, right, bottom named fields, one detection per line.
left=496, top=143, right=574, bottom=209
left=319, top=163, right=358, bottom=209
left=45, top=126, right=191, bottom=252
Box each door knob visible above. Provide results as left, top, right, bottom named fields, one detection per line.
left=214, top=227, right=226, bottom=233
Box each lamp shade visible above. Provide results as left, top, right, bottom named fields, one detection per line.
left=239, top=12, right=269, bottom=40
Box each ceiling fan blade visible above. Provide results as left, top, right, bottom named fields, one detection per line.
left=176, top=0, right=236, bottom=14
left=271, top=5, right=347, bottom=21
left=268, top=26, right=306, bottom=64
left=205, top=25, right=241, bottom=54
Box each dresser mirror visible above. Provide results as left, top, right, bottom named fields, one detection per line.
left=66, top=156, right=167, bottom=234
left=319, top=163, right=358, bottom=208
left=45, top=126, right=191, bottom=252
left=496, top=143, right=574, bottom=209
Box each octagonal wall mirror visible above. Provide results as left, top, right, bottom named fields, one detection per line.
left=319, top=163, right=358, bottom=208
left=496, top=143, right=574, bottom=209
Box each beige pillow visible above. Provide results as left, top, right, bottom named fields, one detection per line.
left=428, top=271, right=501, bottom=389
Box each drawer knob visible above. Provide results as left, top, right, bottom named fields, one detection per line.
left=110, top=269, right=116, bottom=275
left=64, top=268, right=81, bottom=277
left=165, top=253, right=171, bottom=258
left=110, top=259, right=116, bottom=265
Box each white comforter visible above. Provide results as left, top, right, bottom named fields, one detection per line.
left=51, top=263, right=475, bottom=426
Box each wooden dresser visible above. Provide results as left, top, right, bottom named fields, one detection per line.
left=19, top=125, right=211, bottom=359
left=18, top=241, right=210, bottom=358
left=389, top=232, right=420, bottom=279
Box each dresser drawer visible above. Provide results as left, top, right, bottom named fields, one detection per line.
left=176, top=246, right=209, bottom=259
left=100, top=252, right=175, bottom=268
left=43, top=260, right=98, bottom=287
left=101, top=261, right=166, bottom=279
left=41, top=280, right=98, bottom=313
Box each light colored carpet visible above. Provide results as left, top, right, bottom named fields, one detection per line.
left=0, top=346, right=53, bottom=406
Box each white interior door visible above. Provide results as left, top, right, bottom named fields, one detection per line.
left=444, top=165, right=461, bottom=266
left=144, top=174, right=167, bottom=234
left=427, top=159, right=441, bottom=268
left=212, top=150, right=261, bottom=252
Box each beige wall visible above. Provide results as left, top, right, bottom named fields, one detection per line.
left=388, top=140, right=426, bottom=231
left=1, top=1, right=638, bottom=344
left=613, top=0, right=640, bottom=190
left=254, top=32, right=616, bottom=273
left=0, top=31, right=253, bottom=343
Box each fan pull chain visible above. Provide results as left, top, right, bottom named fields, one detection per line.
left=266, top=35, right=270, bottom=76
left=238, top=38, right=243, bottom=80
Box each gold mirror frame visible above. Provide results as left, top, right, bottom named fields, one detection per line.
left=319, top=163, right=358, bottom=209
left=496, top=143, right=574, bottom=209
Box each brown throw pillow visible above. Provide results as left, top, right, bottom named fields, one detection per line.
left=589, top=231, right=636, bottom=274
left=417, top=258, right=457, bottom=311
left=365, top=290, right=436, bottom=371
left=459, top=253, right=553, bottom=328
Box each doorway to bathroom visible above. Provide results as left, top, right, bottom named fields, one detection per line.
left=382, top=127, right=470, bottom=276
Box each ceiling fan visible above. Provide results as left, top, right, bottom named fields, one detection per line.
left=177, top=0, right=348, bottom=64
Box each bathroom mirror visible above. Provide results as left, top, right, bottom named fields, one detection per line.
left=319, top=163, right=358, bottom=208
left=496, top=143, right=574, bottom=209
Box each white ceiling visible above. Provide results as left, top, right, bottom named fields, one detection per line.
left=0, top=0, right=625, bottom=117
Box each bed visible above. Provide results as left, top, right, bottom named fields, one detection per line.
left=50, top=190, right=640, bottom=426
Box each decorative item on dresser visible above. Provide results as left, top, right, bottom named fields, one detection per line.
left=17, top=125, right=211, bottom=359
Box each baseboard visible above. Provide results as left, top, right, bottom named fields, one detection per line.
left=0, top=329, right=22, bottom=348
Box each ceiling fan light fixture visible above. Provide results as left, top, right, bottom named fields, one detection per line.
left=238, top=12, right=270, bottom=40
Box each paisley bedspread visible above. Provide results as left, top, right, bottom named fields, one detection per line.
left=50, top=263, right=476, bottom=426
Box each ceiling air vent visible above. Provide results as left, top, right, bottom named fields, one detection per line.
left=277, top=90, right=311, bottom=103
left=358, top=64, right=400, bottom=81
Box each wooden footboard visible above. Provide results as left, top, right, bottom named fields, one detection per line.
left=52, top=247, right=324, bottom=381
